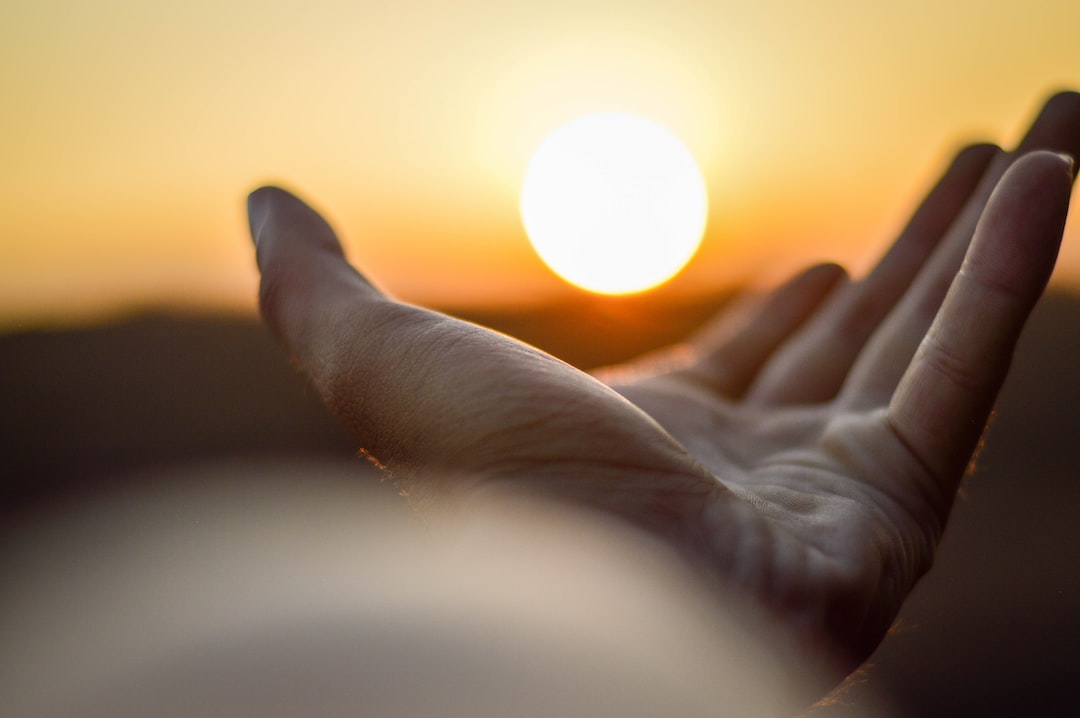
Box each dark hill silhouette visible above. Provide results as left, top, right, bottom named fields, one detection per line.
left=2, top=289, right=1078, bottom=716
left=0, top=291, right=732, bottom=503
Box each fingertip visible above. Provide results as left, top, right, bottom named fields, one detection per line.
left=802, top=262, right=848, bottom=293
left=969, top=150, right=1073, bottom=298
left=1017, top=90, right=1080, bottom=158
left=245, top=183, right=349, bottom=266
left=243, top=184, right=388, bottom=344
left=1054, top=151, right=1077, bottom=180
left=1041, top=89, right=1080, bottom=118
left=818, top=261, right=849, bottom=280
left=247, top=184, right=288, bottom=218
left=1006, top=149, right=1076, bottom=190
left=951, top=142, right=1001, bottom=173
left=247, top=183, right=287, bottom=208
left=246, top=184, right=310, bottom=245
left=247, top=185, right=286, bottom=247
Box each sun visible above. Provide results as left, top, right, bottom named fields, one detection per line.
left=520, top=113, right=708, bottom=295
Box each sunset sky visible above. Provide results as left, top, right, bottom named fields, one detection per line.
left=3, top=0, right=1079, bottom=326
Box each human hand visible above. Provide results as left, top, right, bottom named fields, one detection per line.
left=247, top=92, right=1078, bottom=678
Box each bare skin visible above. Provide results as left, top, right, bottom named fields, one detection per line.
left=247, top=92, right=1079, bottom=678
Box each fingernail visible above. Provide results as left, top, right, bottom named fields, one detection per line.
left=247, top=187, right=277, bottom=245
left=1054, top=152, right=1077, bottom=179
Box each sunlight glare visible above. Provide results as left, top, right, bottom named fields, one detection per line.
left=520, top=113, right=708, bottom=295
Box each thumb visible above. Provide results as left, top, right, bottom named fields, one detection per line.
left=245, top=185, right=711, bottom=509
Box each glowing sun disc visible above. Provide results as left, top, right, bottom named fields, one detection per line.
left=520, top=113, right=708, bottom=295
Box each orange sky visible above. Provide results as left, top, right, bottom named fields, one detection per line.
left=2, top=0, right=1080, bottom=327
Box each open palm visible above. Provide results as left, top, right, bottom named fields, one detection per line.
left=248, top=93, right=1078, bottom=677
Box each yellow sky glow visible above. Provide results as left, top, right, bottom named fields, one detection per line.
left=2, top=0, right=1079, bottom=327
